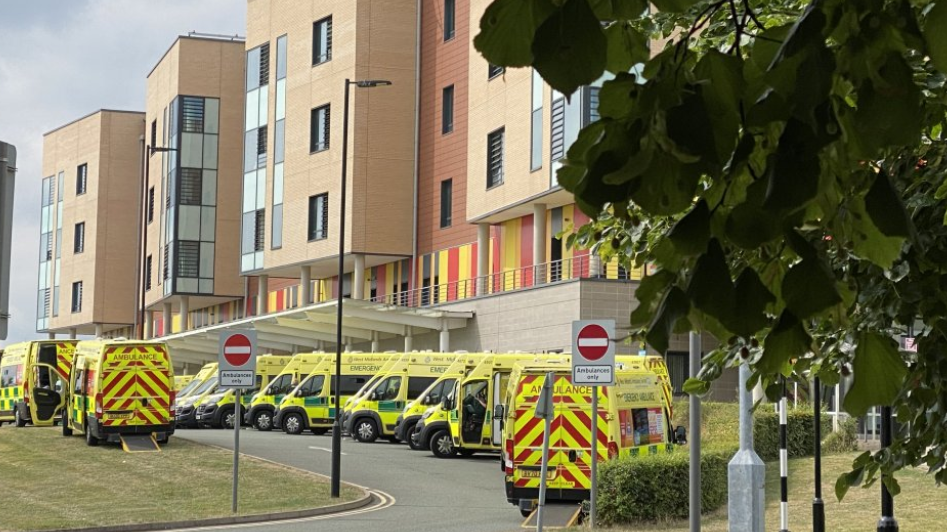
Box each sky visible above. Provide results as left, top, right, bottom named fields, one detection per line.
left=0, top=0, right=246, bottom=346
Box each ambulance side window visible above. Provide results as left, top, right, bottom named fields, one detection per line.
left=374, top=377, right=400, bottom=400
left=407, top=377, right=437, bottom=400
left=268, top=374, right=291, bottom=394
left=332, top=375, right=368, bottom=396
left=0, top=366, right=11, bottom=387
left=425, top=380, right=447, bottom=404
left=74, top=370, right=84, bottom=394
left=298, top=375, right=324, bottom=397
left=251, top=374, right=263, bottom=393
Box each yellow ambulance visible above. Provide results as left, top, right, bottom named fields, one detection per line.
left=397, top=353, right=486, bottom=450
left=499, top=359, right=678, bottom=516
left=276, top=353, right=392, bottom=435
left=0, top=340, right=77, bottom=427
left=197, top=354, right=291, bottom=429
left=174, top=362, right=217, bottom=400
left=62, top=339, right=175, bottom=446
left=174, top=375, right=195, bottom=391
left=339, top=353, right=404, bottom=430
left=344, top=352, right=458, bottom=443
left=174, top=363, right=220, bottom=428
left=245, top=352, right=327, bottom=431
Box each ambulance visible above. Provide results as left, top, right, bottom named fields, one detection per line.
left=499, top=359, right=679, bottom=516
left=174, top=375, right=195, bottom=391
left=339, top=353, right=404, bottom=431
left=245, top=352, right=327, bottom=430
left=197, top=354, right=291, bottom=429
left=174, top=362, right=217, bottom=400
left=344, top=352, right=458, bottom=443
left=62, top=339, right=175, bottom=446
left=433, top=353, right=560, bottom=458
left=0, top=340, right=77, bottom=427
left=174, top=364, right=220, bottom=428
left=394, top=353, right=486, bottom=450
left=275, top=353, right=392, bottom=435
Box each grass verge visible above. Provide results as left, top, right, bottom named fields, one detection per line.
left=0, top=426, right=362, bottom=531
left=570, top=453, right=945, bottom=531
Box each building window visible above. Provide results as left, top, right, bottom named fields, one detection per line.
left=177, top=241, right=200, bottom=278
left=487, top=128, right=505, bottom=189
left=488, top=64, right=505, bottom=79
left=440, top=180, right=452, bottom=228
left=151, top=120, right=157, bottom=147
left=531, top=69, right=543, bottom=171
left=71, top=281, right=82, bottom=313
left=148, top=187, right=155, bottom=223
left=442, top=85, right=454, bottom=134
left=179, top=168, right=202, bottom=205
left=444, top=0, right=455, bottom=40
left=73, top=222, right=85, bottom=254
left=308, top=193, right=328, bottom=241
left=313, top=16, right=333, bottom=65
left=254, top=210, right=266, bottom=252
left=76, top=164, right=87, bottom=195
left=310, top=104, right=330, bottom=153
left=259, top=42, right=270, bottom=86
left=257, top=125, right=268, bottom=168
left=145, top=255, right=153, bottom=291
left=181, top=97, right=205, bottom=133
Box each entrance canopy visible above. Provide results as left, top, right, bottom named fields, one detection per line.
left=161, top=299, right=474, bottom=366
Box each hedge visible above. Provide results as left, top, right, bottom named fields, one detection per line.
left=753, top=407, right=832, bottom=462
left=597, top=448, right=733, bottom=524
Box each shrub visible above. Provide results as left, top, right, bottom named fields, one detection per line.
left=822, top=415, right=859, bottom=454
left=597, top=447, right=733, bottom=524
left=753, top=405, right=831, bottom=461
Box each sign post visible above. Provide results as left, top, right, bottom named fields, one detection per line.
left=219, top=330, right=257, bottom=514
left=572, top=319, right=615, bottom=528
left=534, top=371, right=555, bottom=532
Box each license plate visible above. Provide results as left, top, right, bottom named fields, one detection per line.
left=104, top=412, right=133, bottom=420
left=519, top=469, right=557, bottom=480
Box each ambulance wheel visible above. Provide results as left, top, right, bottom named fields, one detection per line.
left=406, top=423, right=423, bottom=451
left=283, top=413, right=304, bottom=435
left=353, top=418, right=378, bottom=443
left=62, top=415, right=73, bottom=436
left=520, top=507, right=533, bottom=518
left=157, top=434, right=170, bottom=445
left=85, top=425, right=99, bottom=446
left=253, top=410, right=273, bottom=431
left=430, top=429, right=456, bottom=458
left=221, top=407, right=237, bottom=429
left=14, top=407, right=27, bottom=427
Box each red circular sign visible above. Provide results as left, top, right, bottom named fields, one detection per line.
left=577, top=324, right=610, bottom=361
left=223, top=334, right=252, bottom=367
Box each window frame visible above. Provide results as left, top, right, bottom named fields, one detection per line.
left=70, top=281, right=82, bottom=313
left=308, top=193, right=329, bottom=242
left=75, top=164, right=88, bottom=195
left=312, top=16, right=333, bottom=66
left=444, top=0, right=456, bottom=41
left=442, top=85, right=454, bottom=135
left=488, top=64, right=505, bottom=80
left=73, top=222, right=85, bottom=254
left=440, top=179, right=453, bottom=229
left=310, top=104, right=331, bottom=154
left=486, top=127, right=505, bottom=189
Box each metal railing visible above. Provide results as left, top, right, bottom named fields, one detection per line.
left=369, top=255, right=643, bottom=309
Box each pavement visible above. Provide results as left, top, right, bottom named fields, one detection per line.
left=174, top=428, right=523, bottom=532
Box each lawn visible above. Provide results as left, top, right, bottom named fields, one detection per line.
left=571, top=453, right=946, bottom=531
left=0, top=426, right=362, bottom=531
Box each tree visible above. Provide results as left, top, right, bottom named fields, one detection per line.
left=474, top=0, right=947, bottom=495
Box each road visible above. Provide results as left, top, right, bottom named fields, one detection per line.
left=175, top=428, right=522, bottom=532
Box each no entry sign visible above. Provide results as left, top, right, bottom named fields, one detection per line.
left=218, top=329, right=257, bottom=389
left=572, top=320, right=615, bottom=385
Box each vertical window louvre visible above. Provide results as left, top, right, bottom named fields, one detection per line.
left=151, top=120, right=157, bottom=147
left=254, top=210, right=266, bottom=251
left=148, top=187, right=155, bottom=223
left=313, top=16, right=333, bottom=65
left=308, top=193, right=329, bottom=241
left=76, top=164, right=87, bottom=195
left=257, top=125, right=268, bottom=168
left=487, top=128, right=505, bottom=188
left=310, top=105, right=330, bottom=152
left=74, top=222, right=85, bottom=254
left=145, top=255, right=153, bottom=291
left=442, top=85, right=454, bottom=134
left=488, top=64, right=504, bottom=79
left=588, top=87, right=601, bottom=124
left=440, top=180, right=453, bottom=228
left=71, top=281, right=82, bottom=313
left=259, top=42, right=270, bottom=86
left=179, top=169, right=202, bottom=205
left=444, top=0, right=455, bottom=40
left=163, top=244, right=170, bottom=280
left=177, top=242, right=200, bottom=278
left=181, top=97, right=205, bottom=133
left=550, top=97, right=566, bottom=162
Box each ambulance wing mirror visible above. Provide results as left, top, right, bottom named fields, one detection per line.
left=442, top=396, right=454, bottom=410
left=674, top=425, right=687, bottom=445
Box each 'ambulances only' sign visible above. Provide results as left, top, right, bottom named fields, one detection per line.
left=219, top=330, right=257, bottom=389
left=572, top=320, right=615, bottom=385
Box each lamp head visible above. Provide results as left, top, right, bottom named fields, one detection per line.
left=354, top=79, right=392, bottom=88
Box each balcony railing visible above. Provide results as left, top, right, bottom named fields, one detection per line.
left=370, top=255, right=643, bottom=309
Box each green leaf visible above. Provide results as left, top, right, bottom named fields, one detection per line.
left=668, top=200, right=710, bottom=256
left=611, top=0, right=649, bottom=18
left=843, top=332, right=908, bottom=417
left=646, top=286, right=690, bottom=355
left=650, top=0, right=700, bottom=13
left=474, top=0, right=556, bottom=67
left=865, top=171, right=913, bottom=238
left=683, top=378, right=711, bottom=396
left=532, top=0, right=607, bottom=97
left=630, top=270, right=675, bottom=328
left=686, top=239, right=735, bottom=324
left=762, top=119, right=821, bottom=213
left=666, top=87, right=720, bottom=167
left=853, top=53, right=922, bottom=152
left=782, top=258, right=841, bottom=320
left=598, top=73, right=641, bottom=119
left=605, top=22, right=649, bottom=75
left=882, top=475, right=901, bottom=497
left=923, top=0, right=947, bottom=74
left=846, top=197, right=905, bottom=269
left=628, top=151, right=702, bottom=216
left=760, top=311, right=811, bottom=375
left=730, top=268, right=776, bottom=338
left=695, top=50, right=745, bottom=119
left=835, top=466, right=865, bottom=501
left=725, top=203, right=782, bottom=249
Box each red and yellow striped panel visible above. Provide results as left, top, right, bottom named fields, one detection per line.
left=100, top=345, right=172, bottom=427
left=55, top=343, right=75, bottom=380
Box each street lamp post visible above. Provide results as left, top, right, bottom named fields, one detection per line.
left=139, top=144, right=176, bottom=340
left=331, top=78, right=392, bottom=498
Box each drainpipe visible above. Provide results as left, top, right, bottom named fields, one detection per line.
left=411, top=0, right=421, bottom=287
left=134, top=132, right=145, bottom=339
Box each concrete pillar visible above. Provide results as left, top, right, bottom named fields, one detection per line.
left=353, top=254, right=366, bottom=300
left=477, top=223, right=490, bottom=296
left=589, top=253, right=603, bottom=278
left=439, top=321, right=450, bottom=352
left=94, top=324, right=104, bottom=338
left=345, top=337, right=353, bottom=352
left=144, top=311, right=154, bottom=339
left=258, top=275, right=269, bottom=315
left=69, top=328, right=77, bottom=339
left=404, top=327, right=414, bottom=352
left=47, top=332, right=56, bottom=339
left=179, top=296, right=190, bottom=332
left=371, top=331, right=380, bottom=353
left=533, top=204, right=547, bottom=284
left=300, top=265, right=312, bottom=307
left=162, top=302, right=172, bottom=336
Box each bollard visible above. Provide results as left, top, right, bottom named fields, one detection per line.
left=813, top=378, right=825, bottom=532
left=779, top=379, right=790, bottom=532
left=728, top=362, right=765, bottom=532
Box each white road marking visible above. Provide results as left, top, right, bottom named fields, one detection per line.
left=309, top=445, right=347, bottom=455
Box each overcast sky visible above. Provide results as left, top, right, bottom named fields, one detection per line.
left=0, top=0, right=245, bottom=346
